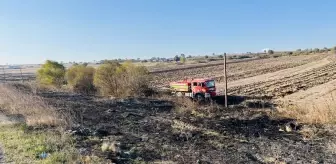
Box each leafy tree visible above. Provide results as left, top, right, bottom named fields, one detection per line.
left=174, top=55, right=180, bottom=62
left=94, top=62, right=151, bottom=97
left=296, top=49, right=302, bottom=52
left=331, top=46, right=336, bottom=54
left=66, top=64, right=95, bottom=94
left=313, top=48, right=320, bottom=53
left=180, top=56, right=186, bottom=64
left=205, top=55, right=209, bottom=59
left=37, top=60, right=66, bottom=87
left=218, top=55, right=224, bottom=58
left=267, top=50, right=274, bottom=54
left=180, top=54, right=186, bottom=64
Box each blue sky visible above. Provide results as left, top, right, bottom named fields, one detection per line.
left=1, top=0, right=336, bottom=64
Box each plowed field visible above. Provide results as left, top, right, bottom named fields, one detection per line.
left=151, top=54, right=327, bottom=88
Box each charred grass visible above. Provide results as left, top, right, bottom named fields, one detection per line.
left=30, top=90, right=336, bottom=163
left=1, top=83, right=336, bottom=163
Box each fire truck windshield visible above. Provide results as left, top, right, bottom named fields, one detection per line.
left=205, top=80, right=215, bottom=88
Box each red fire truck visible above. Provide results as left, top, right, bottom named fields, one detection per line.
left=169, top=78, right=216, bottom=101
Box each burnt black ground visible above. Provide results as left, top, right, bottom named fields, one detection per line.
left=0, top=145, right=4, bottom=164
left=38, top=92, right=336, bottom=164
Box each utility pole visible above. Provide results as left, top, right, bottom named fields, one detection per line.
left=224, top=53, right=228, bottom=107
left=2, top=67, right=6, bottom=83
left=20, top=68, right=24, bottom=82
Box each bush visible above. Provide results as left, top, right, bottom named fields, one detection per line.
left=313, top=48, right=320, bottom=53
left=66, top=64, right=95, bottom=94
left=207, top=58, right=217, bottom=62
left=37, top=60, right=66, bottom=87
left=196, top=60, right=208, bottom=63
left=272, top=54, right=281, bottom=58
left=237, top=55, right=251, bottom=59
left=94, top=61, right=151, bottom=97
left=331, top=46, right=336, bottom=54
left=180, top=57, right=186, bottom=64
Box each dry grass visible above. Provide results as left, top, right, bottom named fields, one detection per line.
left=326, top=140, right=336, bottom=154
left=0, top=83, right=70, bottom=127
left=155, top=94, right=198, bottom=114
left=278, top=91, right=336, bottom=125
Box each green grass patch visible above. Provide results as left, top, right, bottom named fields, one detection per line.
left=0, top=124, right=79, bottom=164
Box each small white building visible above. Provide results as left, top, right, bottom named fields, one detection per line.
left=262, top=48, right=270, bottom=53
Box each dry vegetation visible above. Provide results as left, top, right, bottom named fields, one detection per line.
left=277, top=90, right=336, bottom=125
left=2, top=52, right=336, bottom=163
left=0, top=83, right=68, bottom=127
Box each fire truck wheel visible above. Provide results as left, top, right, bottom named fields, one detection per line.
left=176, top=92, right=183, bottom=97
left=195, top=94, right=205, bottom=102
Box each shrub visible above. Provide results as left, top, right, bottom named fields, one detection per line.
left=37, top=60, right=66, bottom=87
left=174, top=55, right=180, bottom=62
left=180, top=56, right=186, bottom=64
left=313, top=48, right=320, bottom=53
left=94, top=61, right=151, bottom=97
left=272, top=54, right=281, bottom=58
left=331, top=46, right=336, bottom=54
left=237, top=55, right=251, bottom=59
left=196, top=60, right=208, bottom=63
left=207, top=58, right=218, bottom=62
left=267, top=49, right=274, bottom=54
left=66, top=64, right=95, bottom=94
left=323, top=47, right=329, bottom=52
